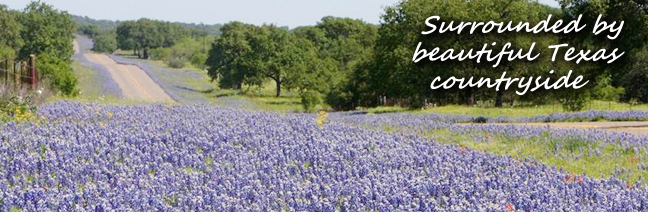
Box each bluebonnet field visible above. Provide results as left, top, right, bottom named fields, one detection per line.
left=0, top=101, right=647, bottom=211
left=338, top=110, right=648, bottom=124
left=331, top=111, right=648, bottom=150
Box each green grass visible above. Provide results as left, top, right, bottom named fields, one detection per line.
left=415, top=128, right=648, bottom=184
left=365, top=100, right=648, bottom=118
left=71, top=60, right=105, bottom=99
left=207, top=81, right=327, bottom=113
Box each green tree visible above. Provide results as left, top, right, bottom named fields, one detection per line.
left=246, top=25, right=296, bottom=97
left=0, top=5, right=23, bottom=59
left=19, top=2, right=77, bottom=95
left=294, top=17, right=378, bottom=109
left=371, top=0, right=559, bottom=108
left=115, top=19, right=189, bottom=59
left=19, top=2, right=75, bottom=62
left=92, top=32, right=117, bottom=53
left=78, top=25, right=99, bottom=37
left=206, top=22, right=258, bottom=89
left=116, top=20, right=138, bottom=54
left=559, top=0, right=648, bottom=102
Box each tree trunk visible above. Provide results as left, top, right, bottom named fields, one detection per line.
left=275, top=80, right=281, bottom=97
left=495, top=90, right=504, bottom=107
left=143, top=49, right=149, bottom=59
left=465, top=88, right=475, bottom=106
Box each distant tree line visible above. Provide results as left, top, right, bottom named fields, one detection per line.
left=0, top=2, right=78, bottom=96
left=74, top=16, right=221, bottom=69
left=82, top=19, right=214, bottom=68
left=205, top=0, right=648, bottom=111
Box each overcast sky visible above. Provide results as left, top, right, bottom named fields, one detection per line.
left=3, top=0, right=560, bottom=28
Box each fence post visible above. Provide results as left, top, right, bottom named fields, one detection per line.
left=30, top=54, right=37, bottom=90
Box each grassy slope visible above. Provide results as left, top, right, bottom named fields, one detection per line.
left=433, top=130, right=645, bottom=184
left=373, top=125, right=648, bottom=184
left=367, top=101, right=648, bottom=117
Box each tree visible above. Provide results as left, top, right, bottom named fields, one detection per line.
left=18, top=2, right=77, bottom=95
left=115, top=19, right=189, bottom=59
left=19, top=2, right=75, bottom=62
left=559, top=0, right=648, bottom=102
left=116, top=21, right=138, bottom=54
left=0, top=5, right=23, bottom=59
left=206, top=22, right=258, bottom=89
left=92, top=32, right=117, bottom=53
left=246, top=25, right=297, bottom=97
left=370, top=0, right=562, bottom=108
left=294, top=17, right=378, bottom=109
left=78, top=25, right=99, bottom=37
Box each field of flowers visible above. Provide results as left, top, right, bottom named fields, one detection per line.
left=349, top=110, right=648, bottom=123
left=0, top=102, right=647, bottom=211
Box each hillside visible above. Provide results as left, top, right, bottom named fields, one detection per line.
left=71, top=14, right=224, bottom=35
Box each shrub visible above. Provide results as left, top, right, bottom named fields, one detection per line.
left=562, top=98, right=587, bottom=112
left=593, top=75, right=625, bottom=101
left=301, top=90, right=321, bottom=112
left=472, top=116, right=489, bottom=123
left=36, top=54, right=78, bottom=96
left=325, top=89, right=354, bottom=111
left=559, top=91, right=589, bottom=112
left=149, top=48, right=172, bottom=61
left=190, top=53, right=207, bottom=69
left=0, top=91, right=39, bottom=123
left=167, top=58, right=186, bottom=69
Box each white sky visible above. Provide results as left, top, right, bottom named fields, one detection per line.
left=2, top=0, right=560, bottom=28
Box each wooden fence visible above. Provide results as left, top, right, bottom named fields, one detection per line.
left=0, top=55, right=39, bottom=91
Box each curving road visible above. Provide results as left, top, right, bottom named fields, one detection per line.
left=74, top=40, right=174, bottom=103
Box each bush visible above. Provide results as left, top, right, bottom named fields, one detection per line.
left=0, top=91, right=40, bottom=123
left=562, top=97, right=587, bottom=112
left=325, top=89, right=354, bottom=111
left=301, top=90, right=322, bottom=112
left=36, top=54, right=78, bottom=96
left=167, top=58, right=186, bottom=69
left=190, top=53, right=207, bottom=69
left=472, top=116, right=489, bottom=123
left=91, top=32, right=117, bottom=53
left=149, top=47, right=172, bottom=61
left=593, top=75, right=625, bottom=101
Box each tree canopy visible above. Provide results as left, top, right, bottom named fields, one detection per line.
left=205, top=17, right=374, bottom=100
left=116, top=19, right=189, bottom=59
left=0, top=2, right=78, bottom=96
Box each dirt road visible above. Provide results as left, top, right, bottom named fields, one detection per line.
left=74, top=39, right=173, bottom=103
left=83, top=53, right=174, bottom=103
